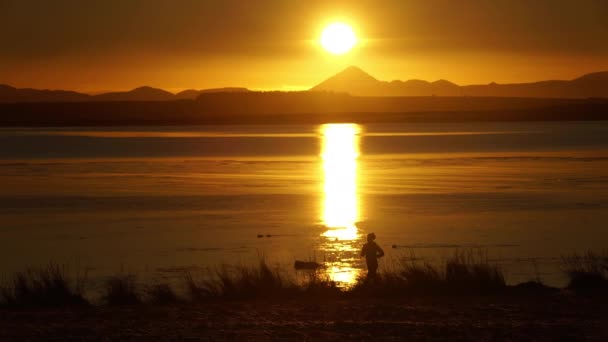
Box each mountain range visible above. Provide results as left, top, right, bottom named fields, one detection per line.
left=312, top=66, right=608, bottom=98
left=0, top=85, right=249, bottom=103
left=1, top=67, right=607, bottom=102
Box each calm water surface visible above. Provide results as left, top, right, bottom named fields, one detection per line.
left=1, top=122, right=608, bottom=286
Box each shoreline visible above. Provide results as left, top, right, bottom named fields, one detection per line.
left=1, top=95, right=608, bottom=127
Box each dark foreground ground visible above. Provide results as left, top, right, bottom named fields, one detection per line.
left=1, top=294, right=606, bottom=341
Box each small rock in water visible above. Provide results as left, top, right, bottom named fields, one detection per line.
left=257, top=234, right=264, bottom=238
left=392, top=244, right=398, bottom=249
left=266, top=234, right=272, bottom=238
left=294, top=260, right=323, bottom=270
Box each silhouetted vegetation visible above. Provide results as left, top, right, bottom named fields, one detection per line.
left=184, top=271, right=212, bottom=302
left=200, top=260, right=300, bottom=300
left=102, top=274, right=142, bottom=305
left=0, top=264, right=88, bottom=308
left=300, top=271, right=342, bottom=298
left=3, top=251, right=608, bottom=308
left=444, top=250, right=506, bottom=293
left=352, top=250, right=505, bottom=296
left=144, top=282, right=181, bottom=305
left=185, top=261, right=340, bottom=301
left=562, top=250, right=608, bottom=293
left=511, top=280, right=557, bottom=296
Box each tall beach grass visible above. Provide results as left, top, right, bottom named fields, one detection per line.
left=0, top=264, right=88, bottom=308
left=352, top=249, right=506, bottom=296
left=561, top=250, right=608, bottom=292
left=1, top=250, right=605, bottom=308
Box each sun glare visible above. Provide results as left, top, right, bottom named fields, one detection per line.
left=321, top=124, right=361, bottom=240
left=319, top=123, right=363, bottom=286
left=320, top=23, right=357, bottom=55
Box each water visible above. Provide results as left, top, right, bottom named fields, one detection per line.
left=1, top=121, right=607, bottom=287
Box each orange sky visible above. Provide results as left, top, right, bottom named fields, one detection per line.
left=1, top=0, right=607, bottom=92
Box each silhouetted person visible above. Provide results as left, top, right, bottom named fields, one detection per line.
left=361, top=232, right=384, bottom=279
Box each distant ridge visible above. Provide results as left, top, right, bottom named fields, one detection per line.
left=0, top=84, right=91, bottom=102
left=312, top=67, right=608, bottom=98
left=0, top=85, right=250, bottom=103
left=93, top=86, right=175, bottom=101
left=2, top=68, right=607, bottom=102
left=176, top=87, right=249, bottom=99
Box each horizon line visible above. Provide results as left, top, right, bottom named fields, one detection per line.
left=2, top=67, right=607, bottom=95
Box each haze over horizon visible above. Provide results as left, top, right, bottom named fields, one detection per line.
left=1, top=0, right=607, bottom=92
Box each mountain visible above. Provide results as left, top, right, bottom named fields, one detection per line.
left=0, top=84, right=91, bottom=102
left=312, top=66, right=385, bottom=96
left=0, top=85, right=250, bottom=103
left=175, top=87, right=249, bottom=99
left=311, top=67, right=461, bottom=96
left=92, top=86, right=175, bottom=101
left=460, top=72, right=608, bottom=98
left=312, top=67, right=608, bottom=98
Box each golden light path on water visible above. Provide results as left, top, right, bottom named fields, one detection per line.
left=320, top=124, right=363, bottom=286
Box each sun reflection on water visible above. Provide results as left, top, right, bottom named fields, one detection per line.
left=319, top=124, right=363, bottom=286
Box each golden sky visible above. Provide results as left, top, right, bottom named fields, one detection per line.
left=1, top=0, right=607, bottom=92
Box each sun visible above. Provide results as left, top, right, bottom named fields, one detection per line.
left=320, top=23, right=357, bottom=55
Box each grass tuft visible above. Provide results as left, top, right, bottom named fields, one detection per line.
left=444, top=250, right=506, bottom=294
left=562, top=250, right=608, bottom=292
left=204, top=260, right=299, bottom=299
left=352, top=249, right=506, bottom=296
left=145, top=282, right=180, bottom=305
left=301, top=271, right=342, bottom=298
left=184, top=272, right=213, bottom=302
left=0, top=264, right=88, bottom=308
left=399, top=259, right=443, bottom=294
left=102, top=274, right=141, bottom=305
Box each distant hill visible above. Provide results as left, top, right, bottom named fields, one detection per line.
left=312, top=66, right=608, bottom=98
left=0, top=84, right=91, bottom=102
left=0, top=85, right=250, bottom=103
left=175, top=87, right=249, bottom=100
left=92, top=86, right=175, bottom=101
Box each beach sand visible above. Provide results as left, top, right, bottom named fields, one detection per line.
left=1, top=294, right=606, bottom=340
